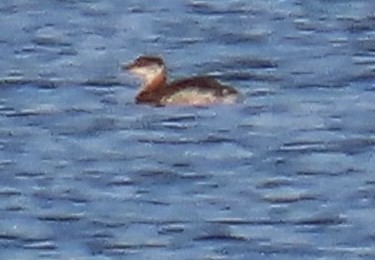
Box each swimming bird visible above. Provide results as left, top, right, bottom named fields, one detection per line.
left=123, top=55, right=240, bottom=106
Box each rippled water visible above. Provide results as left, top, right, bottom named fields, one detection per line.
left=1, top=0, right=375, bottom=259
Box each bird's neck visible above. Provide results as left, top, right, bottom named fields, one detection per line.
left=141, top=69, right=167, bottom=92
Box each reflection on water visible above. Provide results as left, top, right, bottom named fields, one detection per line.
left=1, top=0, right=375, bottom=258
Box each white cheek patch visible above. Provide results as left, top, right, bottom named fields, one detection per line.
left=130, top=65, right=164, bottom=84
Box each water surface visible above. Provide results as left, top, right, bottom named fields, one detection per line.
left=1, top=0, right=375, bottom=259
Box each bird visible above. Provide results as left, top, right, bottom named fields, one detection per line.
left=123, top=55, right=240, bottom=106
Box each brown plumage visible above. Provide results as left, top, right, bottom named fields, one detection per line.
left=124, top=55, right=239, bottom=106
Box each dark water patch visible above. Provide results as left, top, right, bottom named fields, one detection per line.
left=136, top=168, right=177, bottom=178
left=262, top=193, right=317, bottom=204
left=201, top=134, right=235, bottom=144
left=330, top=138, right=375, bottom=155
left=160, top=114, right=198, bottom=123
left=63, top=107, right=94, bottom=115
left=158, top=224, right=185, bottom=235
left=202, top=57, right=278, bottom=72
left=105, top=242, right=167, bottom=251
left=19, top=45, right=38, bottom=54
left=196, top=23, right=270, bottom=47
left=0, top=3, right=18, bottom=14
left=0, top=79, right=68, bottom=89
left=187, top=1, right=257, bottom=16
left=0, top=233, right=19, bottom=241
left=230, top=57, right=278, bottom=69
left=290, top=82, right=350, bottom=89
left=76, top=157, right=100, bottom=164
left=208, top=218, right=288, bottom=226
left=190, top=223, right=249, bottom=245
left=296, top=169, right=358, bottom=177
left=37, top=213, right=83, bottom=222
left=129, top=219, right=190, bottom=225
left=293, top=18, right=320, bottom=32
left=253, top=243, right=322, bottom=259
left=218, top=31, right=268, bottom=45
left=102, top=241, right=167, bottom=254
left=193, top=234, right=247, bottom=242
left=171, top=162, right=191, bottom=168
left=32, top=35, right=72, bottom=48
left=132, top=168, right=209, bottom=185
left=136, top=136, right=196, bottom=145
left=293, top=216, right=346, bottom=226
left=338, top=16, right=375, bottom=33
left=58, top=46, right=78, bottom=56
left=280, top=138, right=375, bottom=155
left=136, top=134, right=235, bottom=145
left=247, top=88, right=277, bottom=98
left=0, top=188, right=22, bottom=197
left=353, top=69, right=375, bottom=82
left=55, top=117, right=118, bottom=137
left=357, top=38, right=375, bottom=53
left=84, top=117, right=117, bottom=132
left=0, top=132, right=42, bottom=155
left=81, top=169, right=105, bottom=177
left=4, top=206, right=24, bottom=212
left=33, top=189, right=89, bottom=204
left=90, top=219, right=127, bottom=229
left=239, top=104, right=284, bottom=117
left=0, top=79, right=123, bottom=90
left=256, top=177, right=294, bottom=190
left=159, top=122, right=193, bottom=130
left=215, top=71, right=282, bottom=82
left=82, top=79, right=123, bottom=87
left=130, top=113, right=200, bottom=131
left=208, top=215, right=346, bottom=226
left=127, top=6, right=149, bottom=14
left=137, top=199, right=170, bottom=206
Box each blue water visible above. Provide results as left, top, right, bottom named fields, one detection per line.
left=1, top=0, right=375, bottom=259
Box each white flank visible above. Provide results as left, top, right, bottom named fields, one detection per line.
left=162, top=88, right=237, bottom=105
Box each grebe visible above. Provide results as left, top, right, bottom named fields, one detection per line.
left=123, top=55, right=240, bottom=106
